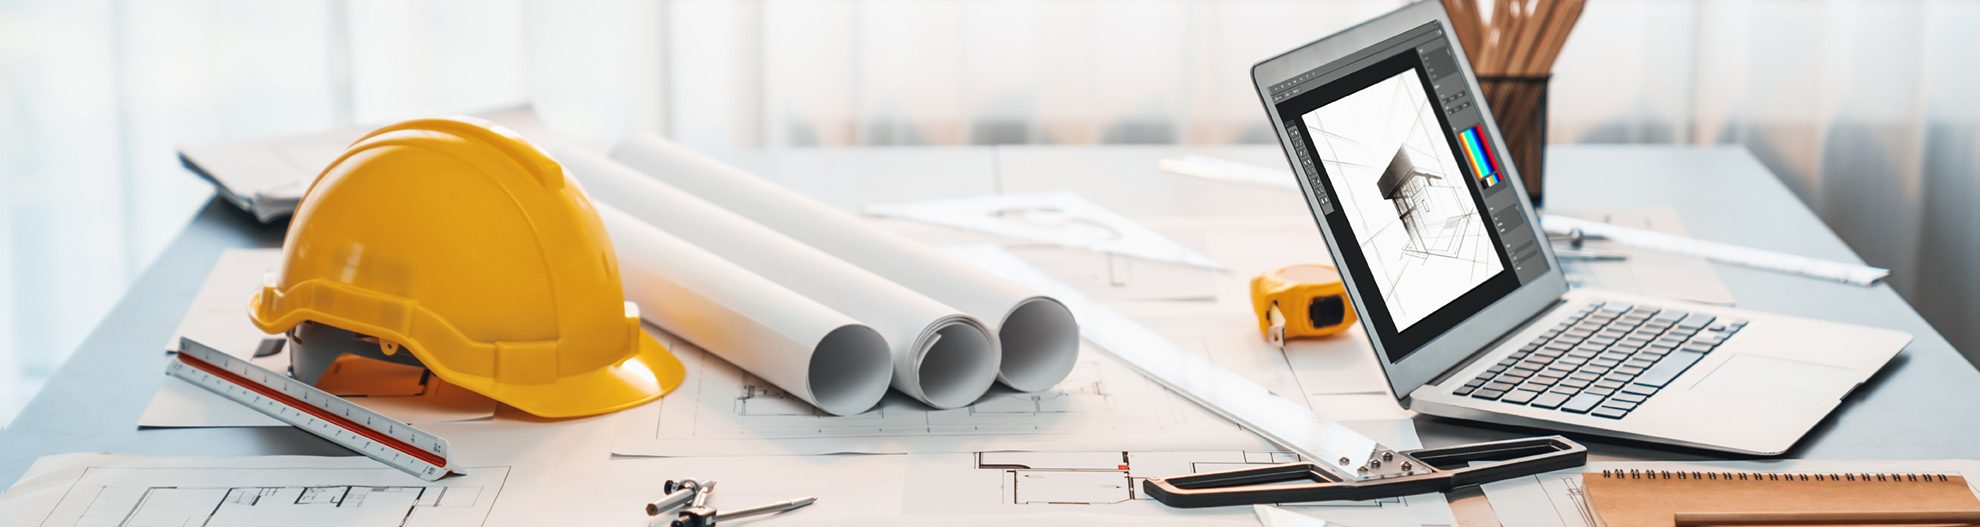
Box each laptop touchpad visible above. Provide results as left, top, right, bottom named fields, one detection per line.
left=1688, top=355, right=1854, bottom=404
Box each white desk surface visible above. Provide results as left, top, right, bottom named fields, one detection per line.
left=4, top=145, right=1974, bottom=526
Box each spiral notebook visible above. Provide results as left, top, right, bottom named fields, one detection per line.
left=1585, top=468, right=1980, bottom=527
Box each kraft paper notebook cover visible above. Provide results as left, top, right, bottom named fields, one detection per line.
left=1584, top=469, right=1980, bottom=527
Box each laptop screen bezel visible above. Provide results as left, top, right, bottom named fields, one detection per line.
left=1249, top=0, right=1568, bottom=401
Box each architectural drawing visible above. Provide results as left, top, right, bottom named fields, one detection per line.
left=968, top=364, right=1112, bottom=416
left=1377, top=147, right=1472, bottom=258
left=891, top=448, right=1457, bottom=525
left=974, top=450, right=1406, bottom=508
left=1300, top=69, right=1503, bottom=330
left=16, top=458, right=509, bottom=527
left=615, top=302, right=1429, bottom=456
left=116, top=484, right=476, bottom=526
left=615, top=332, right=1257, bottom=457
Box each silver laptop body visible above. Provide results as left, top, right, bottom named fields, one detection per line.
left=1250, top=0, right=1908, bottom=455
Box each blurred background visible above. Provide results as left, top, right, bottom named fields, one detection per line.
left=3, top=0, right=1976, bottom=427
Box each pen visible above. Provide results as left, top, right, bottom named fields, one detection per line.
left=1554, top=248, right=1628, bottom=261
left=718, top=496, right=818, bottom=521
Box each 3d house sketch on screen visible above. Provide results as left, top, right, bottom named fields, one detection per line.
left=1301, top=68, right=1502, bottom=330
left=1377, top=147, right=1460, bottom=258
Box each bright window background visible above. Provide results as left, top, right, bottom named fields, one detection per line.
left=4, top=0, right=1976, bottom=426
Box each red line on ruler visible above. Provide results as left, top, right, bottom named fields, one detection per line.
left=176, top=352, right=447, bottom=469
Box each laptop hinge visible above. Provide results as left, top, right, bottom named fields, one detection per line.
left=1421, top=297, right=1570, bottom=390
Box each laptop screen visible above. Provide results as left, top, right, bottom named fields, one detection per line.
left=1267, top=22, right=1551, bottom=362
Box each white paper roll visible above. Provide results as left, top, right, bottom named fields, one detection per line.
left=611, top=136, right=1081, bottom=392
left=560, top=148, right=1000, bottom=409
left=597, top=205, right=892, bottom=416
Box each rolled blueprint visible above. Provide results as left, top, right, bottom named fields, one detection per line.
left=598, top=205, right=893, bottom=416
left=611, top=136, right=1080, bottom=392
left=559, top=148, right=1001, bottom=409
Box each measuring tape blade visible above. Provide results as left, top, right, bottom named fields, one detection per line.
left=166, top=337, right=454, bottom=481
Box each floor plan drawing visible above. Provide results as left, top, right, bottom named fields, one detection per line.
left=113, top=484, right=478, bottom=527
left=973, top=450, right=1407, bottom=508
left=898, top=447, right=1456, bottom=526
left=4, top=455, right=510, bottom=527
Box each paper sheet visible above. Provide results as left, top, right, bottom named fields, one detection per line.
left=897, top=420, right=1449, bottom=525
left=1255, top=505, right=1348, bottom=526
left=1006, top=245, right=1220, bottom=302
left=611, top=135, right=1082, bottom=393
left=600, top=205, right=894, bottom=416
left=862, top=192, right=1226, bottom=270
left=611, top=331, right=1269, bottom=457
left=1543, top=213, right=1890, bottom=286
left=854, top=216, right=1220, bottom=301
left=1478, top=459, right=1980, bottom=527
left=948, top=244, right=1403, bottom=474
left=138, top=249, right=497, bottom=428
left=0, top=454, right=534, bottom=527
left=1552, top=209, right=1736, bottom=305
left=574, top=421, right=1451, bottom=527
left=556, top=147, right=1000, bottom=410
left=609, top=215, right=1409, bottom=455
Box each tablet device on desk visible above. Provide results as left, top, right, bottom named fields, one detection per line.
left=1250, top=0, right=1908, bottom=455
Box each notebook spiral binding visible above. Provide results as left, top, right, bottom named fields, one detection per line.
left=1598, top=469, right=1956, bottom=483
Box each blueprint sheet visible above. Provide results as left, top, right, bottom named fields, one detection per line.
left=611, top=331, right=1269, bottom=456
left=612, top=215, right=1409, bottom=456
left=0, top=454, right=535, bottom=527
left=610, top=312, right=1407, bottom=456
left=573, top=420, right=1451, bottom=527
left=1478, top=459, right=1980, bottom=527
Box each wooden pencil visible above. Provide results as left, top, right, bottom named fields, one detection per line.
left=1439, top=0, right=1584, bottom=76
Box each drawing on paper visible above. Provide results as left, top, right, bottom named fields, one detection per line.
left=1521, top=472, right=1602, bottom=527
left=116, top=485, right=477, bottom=526
left=640, top=333, right=1229, bottom=444
left=33, top=465, right=508, bottom=527
left=974, top=450, right=1409, bottom=507
left=968, top=365, right=1112, bottom=416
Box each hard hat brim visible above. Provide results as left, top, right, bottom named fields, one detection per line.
left=484, top=329, right=686, bottom=419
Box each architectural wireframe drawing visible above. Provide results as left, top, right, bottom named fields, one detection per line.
left=35, top=464, right=509, bottom=527
left=1377, top=147, right=1450, bottom=256
left=1299, top=69, right=1504, bottom=329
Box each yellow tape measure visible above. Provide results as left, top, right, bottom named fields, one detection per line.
left=1249, top=264, right=1357, bottom=345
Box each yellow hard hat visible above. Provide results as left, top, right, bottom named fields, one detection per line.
left=248, top=117, right=685, bottom=418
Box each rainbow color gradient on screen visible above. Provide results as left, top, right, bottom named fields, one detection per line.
left=1459, top=125, right=1501, bottom=188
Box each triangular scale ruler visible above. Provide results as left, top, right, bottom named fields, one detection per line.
left=165, top=337, right=455, bottom=481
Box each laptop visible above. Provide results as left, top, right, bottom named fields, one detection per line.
left=1251, top=1, right=1909, bottom=455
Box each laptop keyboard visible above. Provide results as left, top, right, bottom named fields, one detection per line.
left=1453, top=301, right=1747, bottom=419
